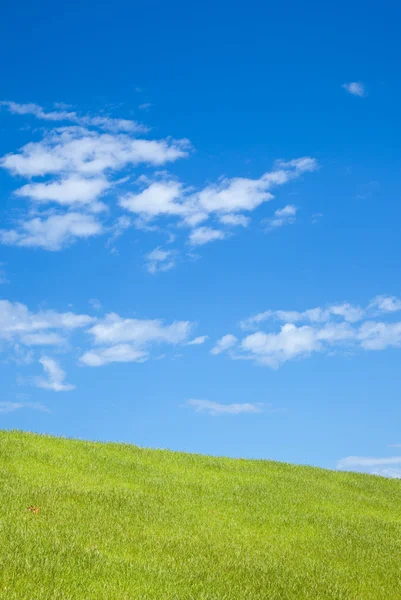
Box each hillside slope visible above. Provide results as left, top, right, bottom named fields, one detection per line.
left=0, top=431, right=400, bottom=599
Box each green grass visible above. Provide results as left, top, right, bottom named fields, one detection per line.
left=0, top=431, right=400, bottom=599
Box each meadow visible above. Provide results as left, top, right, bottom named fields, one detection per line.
left=0, top=430, right=400, bottom=599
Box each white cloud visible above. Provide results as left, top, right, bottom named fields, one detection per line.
left=0, top=127, right=190, bottom=178
left=239, top=319, right=399, bottom=367
left=218, top=214, right=250, bottom=227
left=145, top=247, right=176, bottom=274
left=196, top=175, right=274, bottom=214
left=0, top=211, right=103, bottom=250
left=87, top=314, right=191, bottom=346
left=187, top=399, right=263, bottom=416
left=189, top=227, right=226, bottom=246
left=241, top=301, right=367, bottom=330
left=357, top=321, right=401, bottom=350
left=241, top=324, right=321, bottom=367
left=15, top=175, right=110, bottom=206
left=342, top=82, right=366, bottom=97
left=0, top=298, right=196, bottom=370
left=119, top=181, right=187, bottom=218
left=337, top=455, right=401, bottom=478
left=80, top=344, right=148, bottom=367
left=369, top=295, right=401, bottom=314
left=211, top=334, right=238, bottom=355
left=222, top=295, right=401, bottom=368
left=187, top=335, right=208, bottom=346
left=265, top=204, right=297, bottom=229
left=0, top=100, right=147, bottom=133
left=0, top=299, right=93, bottom=343
left=81, top=314, right=193, bottom=366
left=119, top=158, right=317, bottom=229
left=21, top=332, right=65, bottom=346
left=35, top=357, right=75, bottom=392
left=1, top=103, right=319, bottom=255
left=329, top=303, right=365, bottom=322
left=0, top=401, right=49, bottom=413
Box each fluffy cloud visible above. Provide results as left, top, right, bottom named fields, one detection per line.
left=0, top=298, right=196, bottom=371
left=0, top=212, right=103, bottom=250
left=120, top=181, right=187, bottom=218
left=81, top=313, right=193, bottom=366
left=87, top=314, right=191, bottom=345
left=342, top=82, right=366, bottom=97
left=189, top=227, right=226, bottom=246
left=80, top=344, right=147, bottom=367
left=217, top=295, right=401, bottom=367
left=119, top=158, right=318, bottom=229
left=15, top=176, right=110, bottom=206
left=0, top=127, right=190, bottom=178
left=35, top=357, right=75, bottom=392
left=187, top=399, right=263, bottom=415
left=1, top=102, right=318, bottom=257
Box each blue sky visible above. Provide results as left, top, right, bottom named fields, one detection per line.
left=1, top=0, right=401, bottom=477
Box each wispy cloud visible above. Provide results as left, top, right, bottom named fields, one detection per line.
left=342, top=82, right=366, bottom=97
left=0, top=299, right=94, bottom=345
left=210, top=334, right=238, bottom=355
left=88, top=298, right=102, bottom=311
left=337, top=455, right=401, bottom=478
left=0, top=100, right=147, bottom=133
left=0, top=401, right=49, bottom=413
left=35, top=357, right=75, bottom=392
left=187, top=335, right=208, bottom=346
left=187, top=399, right=264, bottom=416
left=265, top=204, right=297, bottom=229
left=145, top=247, right=176, bottom=273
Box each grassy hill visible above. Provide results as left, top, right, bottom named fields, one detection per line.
left=0, top=431, right=400, bottom=599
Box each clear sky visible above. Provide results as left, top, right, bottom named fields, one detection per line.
left=1, top=0, right=401, bottom=477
